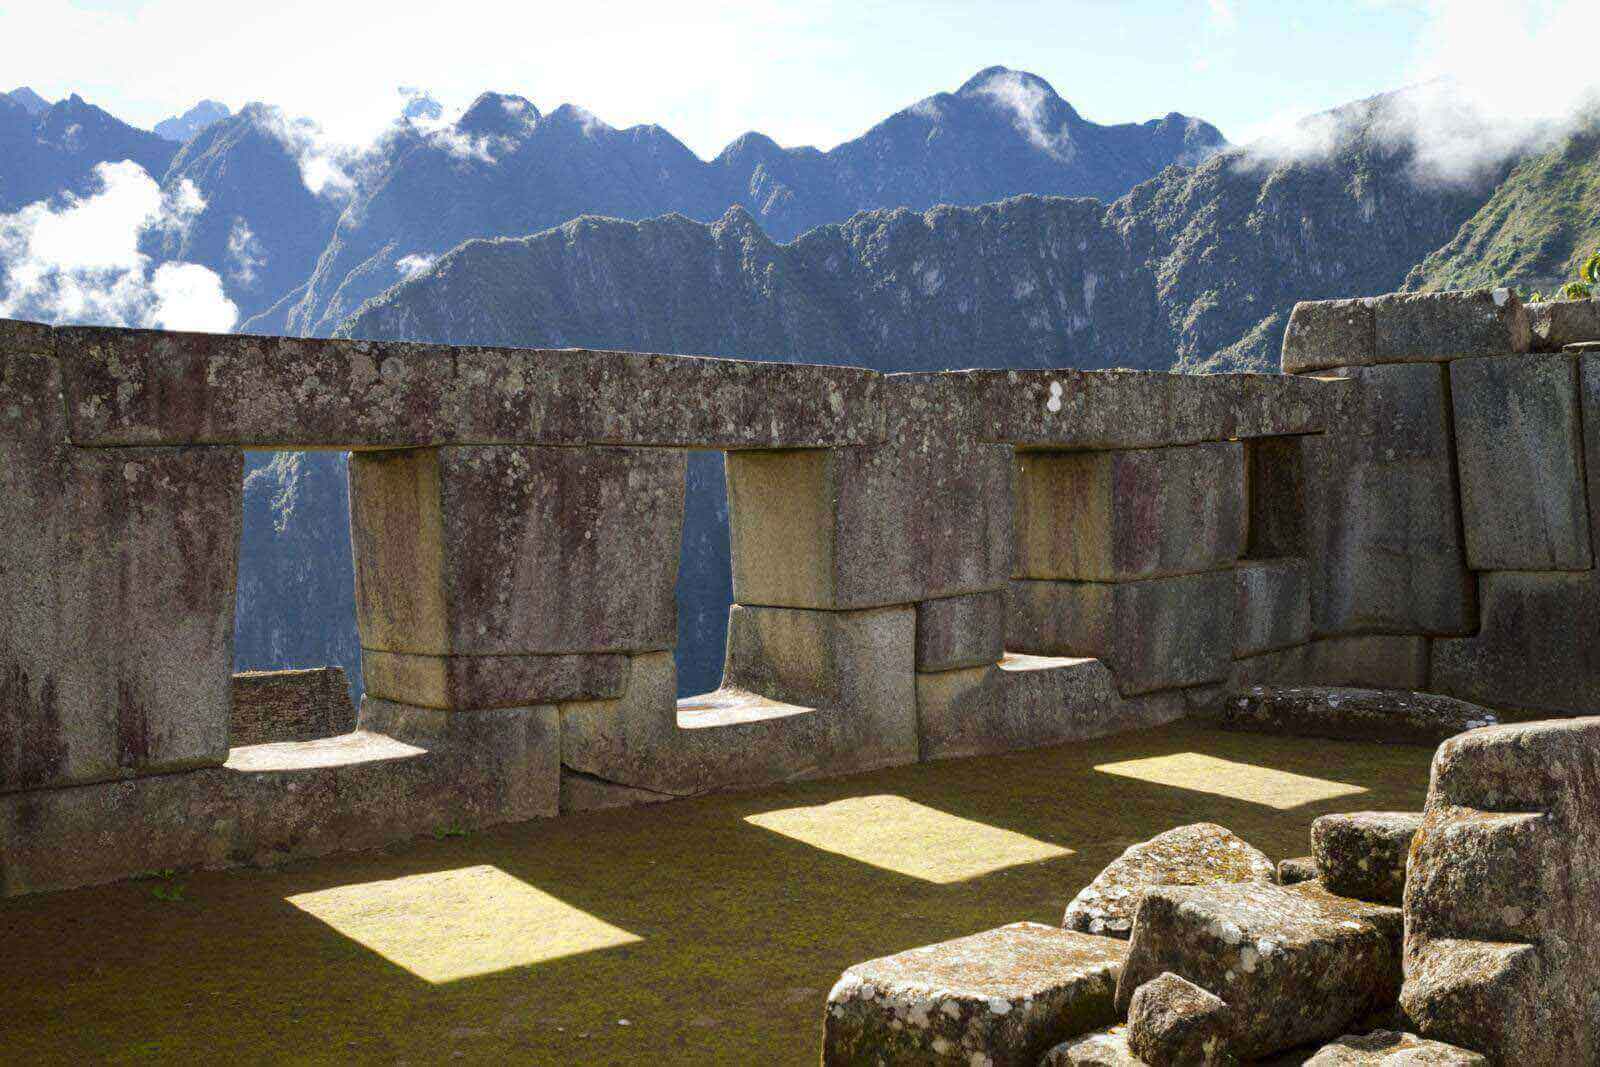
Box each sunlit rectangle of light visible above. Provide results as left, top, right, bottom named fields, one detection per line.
left=286, top=864, right=640, bottom=983
left=1093, top=752, right=1368, bottom=810
left=744, top=795, right=1071, bottom=884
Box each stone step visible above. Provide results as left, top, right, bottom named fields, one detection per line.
left=1398, top=938, right=1543, bottom=1058
left=1405, top=808, right=1550, bottom=946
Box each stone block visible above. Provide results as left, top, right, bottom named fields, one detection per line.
left=915, top=656, right=1187, bottom=762
left=822, top=922, right=1126, bottom=1066
left=54, top=324, right=886, bottom=449
left=1013, top=443, right=1244, bottom=582
left=1401, top=717, right=1600, bottom=1062
left=1117, top=881, right=1403, bottom=1058
left=1041, top=1027, right=1140, bottom=1065
left=1278, top=856, right=1318, bottom=885
left=1282, top=298, right=1376, bottom=374
left=350, top=445, right=683, bottom=656
left=362, top=650, right=628, bottom=709
left=1303, top=635, right=1431, bottom=690
left=562, top=606, right=918, bottom=796
left=914, top=591, right=1004, bottom=672
left=1303, top=1031, right=1488, bottom=1065
left=1301, top=365, right=1474, bottom=637
left=230, top=668, right=354, bottom=746
left=727, top=375, right=1012, bottom=610
left=1526, top=298, right=1600, bottom=351
left=1311, top=811, right=1423, bottom=905
left=1234, top=559, right=1310, bottom=657
left=0, top=425, right=242, bottom=792
left=1064, top=823, right=1276, bottom=938
left=1371, top=289, right=1530, bottom=363
left=1219, top=686, right=1495, bottom=747
left=963, top=368, right=1341, bottom=449
left=1127, top=972, right=1234, bottom=1066
left=1450, top=352, right=1590, bottom=570
left=1008, top=572, right=1234, bottom=694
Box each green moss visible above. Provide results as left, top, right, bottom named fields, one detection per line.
left=0, top=723, right=1432, bottom=1065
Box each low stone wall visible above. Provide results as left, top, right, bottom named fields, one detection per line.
left=2, top=289, right=1596, bottom=895
left=230, top=668, right=354, bottom=747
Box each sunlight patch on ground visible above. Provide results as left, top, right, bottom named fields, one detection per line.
left=744, top=794, right=1071, bottom=884
left=286, top=865, right=641, bottom=983
left=1093, top=752, right=1368, bottom=810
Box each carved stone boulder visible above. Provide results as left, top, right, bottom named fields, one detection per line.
left=1126, top=972, right=1235, bottom=1066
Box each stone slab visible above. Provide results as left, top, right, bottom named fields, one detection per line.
left=822, top=922, right=1126, bottom=1066
left=362, top=650, right=629, bottom=708
left=914, top=591, right=1005, bottom=672
left=1064, top=822, right=1276, bottom=938
left=1449, top=352, right=1591, bottom=571
left=1218, top=686, right=1495, bottom=747
left=1117, top=880, right=1403, bottom=1058
left=1282, top=298, right=1377, bottom=375
left=1008, top=572, right=1235, bottom=695
left=963, top=368, right=1341, bottom=449
left=231, top=667, right=354, bottom=746
left=1235, top=559, right=1311, bottom=657
left=1303, top=1031, right=1488, bottom=1065
left=1370, top=289, right=1530, bottom=363
left=1013, top=443, right=1244, bottom=582
left=53, top=323, right=886, bottom=449
left=1311, top=811, right=1423, bottom=905
left=350, top=445, right=683, bottom=656
left=1526, top=298, right=1600, bottom=352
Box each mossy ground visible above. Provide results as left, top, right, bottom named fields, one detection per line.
left=0, top=722, right=1432, bottom=1065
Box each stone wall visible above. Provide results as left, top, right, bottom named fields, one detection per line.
left=2, top=290, right=1594, bottom=894
left=230, top=668, right=354, bottom=747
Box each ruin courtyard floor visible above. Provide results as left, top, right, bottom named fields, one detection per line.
left=0, top=722, right=1433, bottom=1065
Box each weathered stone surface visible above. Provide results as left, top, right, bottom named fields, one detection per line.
left=1303, top=1031, right=1489, bottom=1065
left=964, top=368, right=1340, bottom=449
left=1235, top=559, right=1310, bottom=657
left=1117, top=881, right=1403, bottom=1058
left=0, top=400, right=242, bottom=793
left=1527, top=298, right=1600, bottom=351
left=1219, top=686, right=1495, bottom=747
left=1008, top=572, right=1234, bottom=694
left=1014, top=443, right=1244, bottom=582
left=350, top=445, right=683, bottom=656
left=1311, top=812, right=1423, bottom=905
left=1401, top=717, right=1600, bottom=1063
left=1040, top=1026, right=1140, bottom=1066
left=916, top=656, right=1187, bottom=761
left=55, top=324, right=886, bottom=448
left=1235, top=636, right=1432, bottom=692
left=0, top=701, right=559, bottom=895
left=1370, top=289, right=1530, bottom=363
left=1127, top=972, right=1234, bottom=1066
left=727, top=376, right=1012, bottom=610
left=914, top=591, right=1005, bottom=672
left=1301, top=364, right=1473, bottom=637
left=562, top=606, right=918, bottom=796
left=231, top=668, right=354, bottom=746
left=362, top=650, right=627, bottom=709
left=822, top=922, right=1126, bottom=1066
left=1450, top=352, right=1590, bottom=570
left=1282, top=298, right=1377, bottom=374
left=1064, top=823, right=1276, bottom=938
left=1278, top=856, right=1318, bottom=885
left=558, top=767, right=675, bottom=813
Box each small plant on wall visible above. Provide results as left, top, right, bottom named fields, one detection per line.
left=1527, top=250, right=1600, bottom=301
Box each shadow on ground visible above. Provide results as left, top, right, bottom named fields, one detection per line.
left=0, top=722, right=1433, bottom=1065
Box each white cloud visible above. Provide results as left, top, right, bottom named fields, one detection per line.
left=226, top=218, right=266, bottom=287
left=0, top=160, right=237, bottom=332
left=969, top=69, right=1073, bottom=159
left=394, top=253, right=436, bottom=279
left=1206, top=0, right=1237, bottom=29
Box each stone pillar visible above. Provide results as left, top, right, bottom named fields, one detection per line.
left=0, top=322, right=242, bottom=793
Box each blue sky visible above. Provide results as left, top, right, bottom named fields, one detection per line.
left=0, top=0, right=1579, bottom=156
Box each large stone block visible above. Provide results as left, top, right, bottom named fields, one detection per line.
left=1219, top=686, right=1495, bottom=747
left=916, top=656, right=1187, bottom=762
left=1371, top=289, right=1530, bottom=363
left=823, top=922, right=1126, bottom=1066
left=1282, top=298, right=1376, bottom=375
left=1401, top=717, right=1600, bottom=1062
left=914, top=591, right=1004, bottom=672
left=1117, top=881, right=1403, bottom=1058
left=1311, top=811, right=1423, bottom=905
left=350, top=445, right=684, bottom=656
left=561, top=606, right=917, bottom=796
left=963, top=368, right=1341, bottom=449
left=1013, top=443, right=1244, bottom=582
left=362, top=650, right=627, bottom=709
left=54, top=323, right=886, bottom=449
left=1008, top=572, right=1234, bottom=694
left=1302, top=364, right=1473, bottom=637
left=1126, top=972, right=1234, bottom=1066
left=1234, top=559, right=1310, bottom=657
left=727, top=375, right=1012, bottom=610
left=1526, top=298, right=1600, bottom=351
left=0, top=402, right=242, bottom=793
left=1450, top=352, right=1590, bottom=570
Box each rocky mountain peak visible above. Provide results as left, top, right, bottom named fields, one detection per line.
left=6, top=86, right=48, bottom=116
left=456, top=92, right=540, bottom=137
